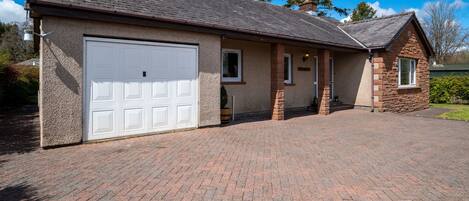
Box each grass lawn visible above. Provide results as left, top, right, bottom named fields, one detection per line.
left=431, top=104, right=469, bottom=121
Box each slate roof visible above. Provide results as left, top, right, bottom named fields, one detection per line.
left=28, top=0, right=363, bottom=49
left=340, top=12, right=415, bottom=49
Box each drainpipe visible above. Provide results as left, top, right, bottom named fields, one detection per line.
left=368, top=49, right=375, bottom=112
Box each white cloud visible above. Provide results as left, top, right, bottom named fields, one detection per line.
left=340, top=15, right=351, bottom=23
left=0, top=0, right=26, bottom=23
left=369, top=2, right=397, bottom=17
left=451, top=0, right=468, bottom=9
left=405, top=8, right=426, bottom=21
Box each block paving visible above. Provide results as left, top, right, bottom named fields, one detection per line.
left=1, top=110, right=469, bottom=200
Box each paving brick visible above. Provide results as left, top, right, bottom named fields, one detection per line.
left=1, top=110, right=469, bottom=200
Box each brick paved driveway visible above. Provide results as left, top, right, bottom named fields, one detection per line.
left=1, top=110, right=469, bottom=201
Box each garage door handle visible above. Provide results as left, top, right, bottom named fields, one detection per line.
left=143, top=71, right=147, bottom=77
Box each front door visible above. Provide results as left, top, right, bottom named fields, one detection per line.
left=312, top=57, right=334, bottom=100
left=313, top=56, right=318, bottom=98
left=329, top=58, right=334, bottom=100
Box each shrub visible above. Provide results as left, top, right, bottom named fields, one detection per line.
left=0, top=65, right=39, bottom=107
left=430, top=76, right=469, bottom=104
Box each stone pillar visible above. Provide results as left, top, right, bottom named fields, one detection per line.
left=372, top=55, right=385, bottom=112
left=318, top=49, right=330, bottom=115
left=271, top=43, right=285, bottom=120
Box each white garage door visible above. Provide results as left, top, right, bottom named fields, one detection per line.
left=84, top=37, right=198, bottom=141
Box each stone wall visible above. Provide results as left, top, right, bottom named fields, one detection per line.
left=373, top=22, right=430, bottom=113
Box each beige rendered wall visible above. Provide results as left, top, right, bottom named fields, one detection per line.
left=221, top=39, right=271, bottom=114
left=221, top=39, right=317, bottom=114
left=40, top=16, right=221, bottom=147
left=284, top=46, right=317, bottom=108
left=334, top=52, right=372, bottom=107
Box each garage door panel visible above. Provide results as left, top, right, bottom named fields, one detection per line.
left=86, top=38, right=198, bottom=141
left=148, top=49, right=171, bottom=78
left=176, top=80, right=193, bottom=97
left=124, top=108, right=145, bottom=131
left=92, top=110, right=114, bottom=135
left=174, top=48, right=196, bottom=66
left=152, top=106, right=170, bottom=128
left=92, top=80, right=114, bottom=101
left=123, top=48, right=146, bottom=79
left=87, top=43, right=115, bottom=68
left=124, top=81, right=144, bottom=100
left=152, top=80, right=169, bottom=99
left=177, top=105, right=193, bottom=125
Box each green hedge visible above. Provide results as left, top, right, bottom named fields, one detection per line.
left=430, top=76, right=469, bottom=104
left=0, top=65, right=39, bottom=107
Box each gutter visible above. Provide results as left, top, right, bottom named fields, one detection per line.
left=28, top=1, right=366, bottom=51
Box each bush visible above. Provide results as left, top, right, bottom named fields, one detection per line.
left=430, top=76, right=469, bottom=104
left=0, top=65, right=39, bottom=107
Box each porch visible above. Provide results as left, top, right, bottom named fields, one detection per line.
left=221, top=39, right=372, bottom=120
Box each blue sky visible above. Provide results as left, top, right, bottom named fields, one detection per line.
left=271, top=0, right=469, bottom=28
left=2, top=0, right=469, bottom=28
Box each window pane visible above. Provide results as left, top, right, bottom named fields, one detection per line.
left=410, top=60, right=415, bottom=84
left=400, top=59, right=410, bottom=85
left=284, top=56, right=290, bottom=81
left=223, top=52, right=239, bottom=78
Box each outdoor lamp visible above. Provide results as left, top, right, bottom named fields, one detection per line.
left=303, top=53, right=310, bottom=62
left=23, top=29, right=53, bottom=42
left=23, top=29, right=33, bottom=41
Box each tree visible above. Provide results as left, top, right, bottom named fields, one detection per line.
left=350, top=2, right=376, bottom=22
left=424, top=1, right=468, bottom=64
left=443, top=49, right=469, bottom=64
left=284, top=0, right=349, bottom=17
left=0, top=21, right=34, bottom=63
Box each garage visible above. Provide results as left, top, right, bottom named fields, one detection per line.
left=84, top=37, right=199, bottom=141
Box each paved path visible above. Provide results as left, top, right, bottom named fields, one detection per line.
left=1, top=110, right=469, bottom=200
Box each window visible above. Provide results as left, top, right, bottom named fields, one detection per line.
left=284, top=54, right=292, bottom=84
left=398, top=58, right=416, bottom=87
left=222, top=49, right=242, bottom=82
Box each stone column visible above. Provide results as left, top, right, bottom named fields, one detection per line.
left=318, top=49, right=330, bottom=115
left=271, top=43, right=285, bottom=120
left=372, top=55, right=385, bottom=112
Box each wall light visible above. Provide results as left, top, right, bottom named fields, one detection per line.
left=302, top=53, right=310, bottom=62
left=23, top=29, right=53, bottom=41
left=23, top=30, right=33, bottom=41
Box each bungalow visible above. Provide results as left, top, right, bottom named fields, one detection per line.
left=26, top=0, right=434, bottom=147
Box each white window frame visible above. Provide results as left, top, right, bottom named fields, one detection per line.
left=221, top=49, right=242, bottom=82
left=398, top=57, right=417, bottom=87
left=284, top=53, right=292, bottom=84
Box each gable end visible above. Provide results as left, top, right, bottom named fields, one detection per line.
left=384, top=16, right=434, bottom=57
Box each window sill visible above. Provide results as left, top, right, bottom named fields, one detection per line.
left=222, top=81, right=247, bottom=85
left=398, top=86, right=420, bottom=90
left=284, top=83, right=296, bottom=86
